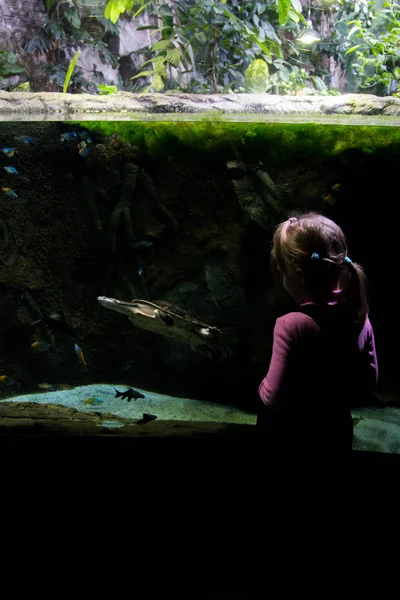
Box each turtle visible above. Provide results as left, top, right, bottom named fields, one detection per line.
left=98, top=296, right=224, bottom=358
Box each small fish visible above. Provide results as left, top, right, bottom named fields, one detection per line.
left=133, top=241, right=154, bottom=250
left=0, top=375, right=7, bottom=384
left=4, top=166, right=18, bottom=175
left=78, top=131, right=93, bottom=144
left=60, top=132, right=77, bottom=142
left=14, top=136, right=36, bottom=145
left=331, top=183, right=341, bottom=191
left=138, top=265, right=144, bottom=276
left=78, top=141, right=88, bottom=157
left=2, top=187, right=18, bottom=199
left=75, top=343, right=86, bottom=366
left=137, top=413, right=157, bottom=425
left=38, top=382, right=55, bottom=390
left=84, top=396, right=103, bottom=406
left=57, top=383, right=74, bottom=390
left=114, top=387, right=145, bottom=402
left=0, top=148, right=15, bottom=157
left=120, top=359, right=133, bottom=372
left=31, top=341, right=51, bottom=352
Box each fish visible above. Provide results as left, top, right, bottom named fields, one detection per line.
left=4, top=166, right=18, bottom=175
left=38, top=382, right=55, bottom=390
left=114, top=387, right=145, bottom=402
left=0, top=375, right=7, bottom=384
left=31, top=341, right=51, bottom=352
left=78, top=141, right=88, bottom=157
left=133, top=241, right=154, bottom=250
left=57, top=383, right=74, bottom=390
left=75, top=343, right=86, bottom=366
left=138, top=265, right=144, bottom=276
left=0, top=148, right=15, bottom=157
left=331, top=183, right=341, bottom=191
left=2, top=187, right=18, bottom=199
left=78, top=131, right=93, bottom=144
left=60, top=132, right=77, bottom=142
left=137, top=413, right=157, bottom=425
left=120, top=359, right=133, bottom=372
left=14, top=136, right=36, bottom=145
left=83, top=397, right=103, bottom=406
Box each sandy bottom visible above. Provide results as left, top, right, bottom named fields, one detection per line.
left=0, top=383, right=256, bottom=425
left=2, top=383, right=400, bottom=453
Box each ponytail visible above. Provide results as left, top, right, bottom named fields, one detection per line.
left=339, top=260, right=369, bottom=333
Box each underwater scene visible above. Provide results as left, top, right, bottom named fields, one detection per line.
left=0, top=119, right=399, bottom=452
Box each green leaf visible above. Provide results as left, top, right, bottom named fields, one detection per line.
left=244, top=58, right=269, bottom=93
left=131, top=69, right=156, bottom=79
left=152, top=72, right=164, bottom=91
left=345, top=45, right=361, bottom=55
left=290, top=0, right=302, bottom=12
left=166, top=48, right=181, bottom=67
left=97, top=84, right=117, bottom=95
left=45, top=0, right=55, bottom=10
left=151, top=39, right=173, bottom=52
left=195, top=31, right=207, bottom=44
left=104, top=0, right=124, bottom=24
left=348, top=25, right=361, bottom=37
left=64, top=7, right=81, bottom=30
left=63, top=49, right=81, bottom=93
left=134, top=1, right=152, bottom=18
left=277, top=0, right=291, bottom=26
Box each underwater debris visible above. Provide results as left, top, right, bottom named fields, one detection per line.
left=226, top=160, right=283, bottom=229
left=0, top=219, right=9, bottom=249
left=114, top=387, right=145, bottom=401
left=137, top=413, right=157, bottom=425
left=82, top=175, right=102, bottom=237
left=106, top=162, right=139, bottom=259
left=22, top=291, right=55, bottom=351
left=138, top=170, right=179, bottom=235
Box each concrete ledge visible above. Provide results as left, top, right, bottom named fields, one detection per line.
left=0, top=91, right=400, bottom=124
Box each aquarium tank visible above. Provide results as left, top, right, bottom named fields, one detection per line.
left=0, top=0, right=399, bottom=462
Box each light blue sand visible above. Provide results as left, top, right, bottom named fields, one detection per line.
left=2, top=384, right=400, bottom=453
left=0, top=383, right=257, bottom=425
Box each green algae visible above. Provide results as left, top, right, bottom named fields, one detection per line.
left=74, top=120, right=400, bottom=165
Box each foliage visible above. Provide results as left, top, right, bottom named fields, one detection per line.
left=22, top=0, right=119, bottom=91
left=97, top=83, right=118, bottom=94
left=63, top=49, right=81, bottom=92
left=244, top=59, right=270, bottom=93
left=345, top=0, right=400, bottom=95
left=0, top=50, right=24, bottom=80
left=117, top=0, right=314, bottom=94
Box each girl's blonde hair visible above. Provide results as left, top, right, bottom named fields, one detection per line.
left=271, top=212, right=369, bottom=330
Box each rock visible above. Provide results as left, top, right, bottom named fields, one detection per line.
left=0, top=92, right=399, bottom=123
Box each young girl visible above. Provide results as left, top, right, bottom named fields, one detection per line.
left=257, top=212, right=378, bottom=454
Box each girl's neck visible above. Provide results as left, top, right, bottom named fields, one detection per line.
left=299, top=288, right=341, bottom=306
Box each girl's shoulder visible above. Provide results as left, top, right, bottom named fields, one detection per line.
left=276, top=310, right=320, bottom=338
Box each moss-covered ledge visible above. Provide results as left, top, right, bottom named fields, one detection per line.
left=0, top=91, right=400, bottom=125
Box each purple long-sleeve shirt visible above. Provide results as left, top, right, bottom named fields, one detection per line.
left=258, top=302, right=378, bottom=413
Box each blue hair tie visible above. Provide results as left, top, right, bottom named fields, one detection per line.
left=344, top=256, right=352, bottom=264
left=311, top=252, right=320, bottom=260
